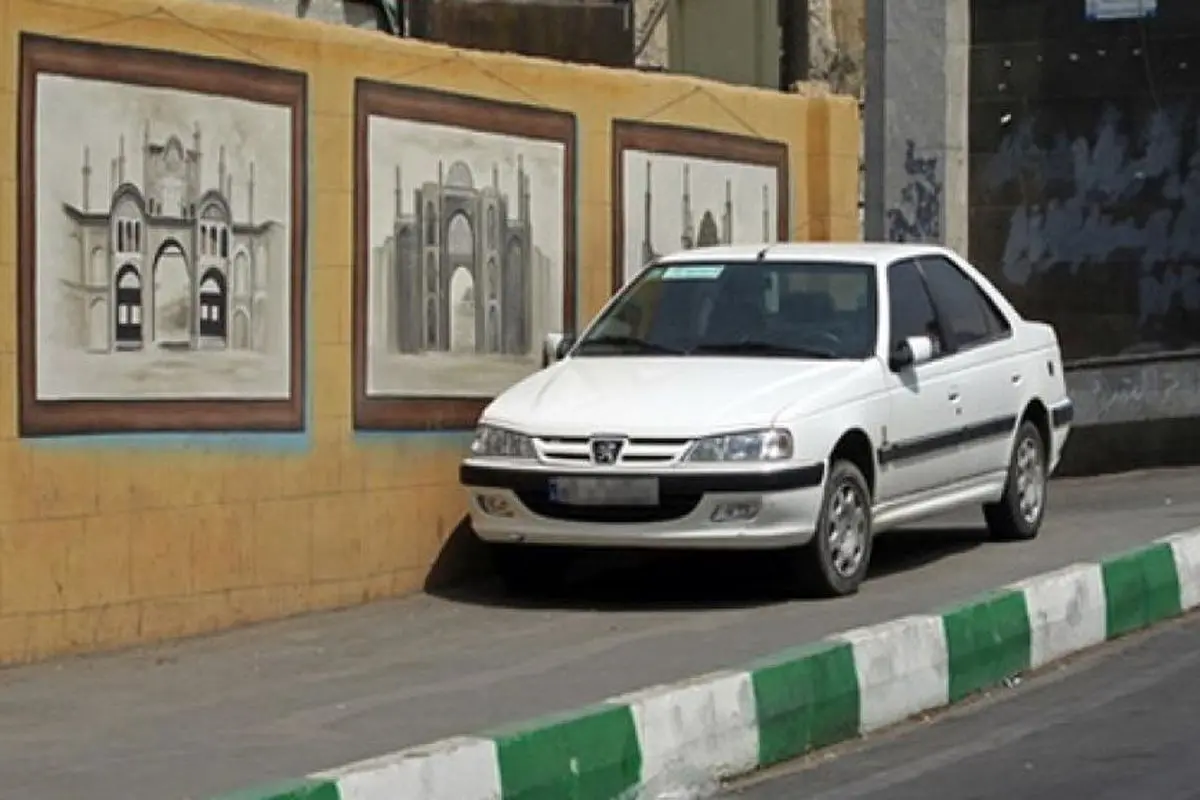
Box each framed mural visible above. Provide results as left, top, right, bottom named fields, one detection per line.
left=17, top=34, right=307, bottom=436
left=611, top=120, right=790, bottom=292
left=353, top=80, right=577, bottom=431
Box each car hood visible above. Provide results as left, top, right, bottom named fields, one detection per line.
left=483, top=356, right=879, bottom=437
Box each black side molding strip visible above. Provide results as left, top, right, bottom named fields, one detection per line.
left=461, top=462, right=826, bottom=494
left=878, top=413, right=1018, bottom=467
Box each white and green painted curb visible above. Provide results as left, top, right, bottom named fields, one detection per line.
left=211, top=528, right=1200, bottom=800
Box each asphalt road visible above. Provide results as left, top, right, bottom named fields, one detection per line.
left=2, top=468, right=1200, bottom=799
left=725, top=610, right=1200, bottom=800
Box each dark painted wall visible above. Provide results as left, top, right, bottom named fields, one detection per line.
left=969, top=0, right=1200, bottom=363
left=414, top=0, right=634, bottom=68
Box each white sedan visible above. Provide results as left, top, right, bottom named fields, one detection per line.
left=460, top=242, right=1074, bottom=597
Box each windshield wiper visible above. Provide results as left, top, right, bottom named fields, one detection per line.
left=575, top=334, right=684, bottom=355
left=691, top=340, right=838, bottom=359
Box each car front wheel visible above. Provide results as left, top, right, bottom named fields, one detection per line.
left=984, top=419, right=1048, bottom=541
left=785, top=460, right=874, bottom=598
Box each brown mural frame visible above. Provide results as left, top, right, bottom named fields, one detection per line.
left=17, top=34, right=308, bottom=436
left=352, top=79, right=577, bottom=431
left=610, top=120, right=790, bottom=293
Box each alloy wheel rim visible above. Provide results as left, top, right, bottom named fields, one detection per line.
left=826, top=481, right=868, bottom=577
left=1015, top=435, right=1045, bottom=525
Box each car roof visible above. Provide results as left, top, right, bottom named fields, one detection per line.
left=654, top=241, right=955, bottom=266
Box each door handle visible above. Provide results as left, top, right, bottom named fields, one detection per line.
left=948, top=391, right=961, bottom=402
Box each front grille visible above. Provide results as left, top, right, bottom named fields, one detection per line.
left=536, top=436, right=692, bottom=466
left=516, top=489, right=702, bottom=523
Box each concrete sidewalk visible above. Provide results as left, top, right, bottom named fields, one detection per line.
left=2, top=468, right=1199, bottom=799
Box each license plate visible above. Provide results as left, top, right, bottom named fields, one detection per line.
left=548, top=476, right=660, bottom=506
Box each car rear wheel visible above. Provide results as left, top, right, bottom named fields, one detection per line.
left=490, top=542, right=571, bottom=595
left=785, top=460, right=873, bottom=598
left=984, top=419, right=1047, bottom=541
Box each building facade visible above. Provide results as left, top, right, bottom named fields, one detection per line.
left=373, top=158, right=537, bottom=358
left=61, top=123, right=282, bottom=356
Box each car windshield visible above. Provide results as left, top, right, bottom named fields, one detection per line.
left=573, top=261, right=879, bottom=359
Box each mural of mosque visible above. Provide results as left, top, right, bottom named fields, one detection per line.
left=638, top=162, right=773, bottom=265
left=371, top=157, right=541, bottom=358
left=58, top=122, right=282, bottom=357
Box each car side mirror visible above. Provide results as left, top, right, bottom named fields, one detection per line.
left=888, top=335, right=934, bottom=372
left=542, top=332, right=576, bottom=367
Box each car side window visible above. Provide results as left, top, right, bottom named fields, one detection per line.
left=887, top=260, right=944, bottom=355
left=919, top=256, right=1011, bottom=350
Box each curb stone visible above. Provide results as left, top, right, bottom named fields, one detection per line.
left=207, top=527, right=1200, bottom=800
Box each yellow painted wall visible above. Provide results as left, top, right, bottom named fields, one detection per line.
left=0, top=0, right=860, bottom=664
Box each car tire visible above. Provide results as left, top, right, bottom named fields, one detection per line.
left=490, top=542, right=571, bottom=595
left=984, top=419, right=1048, bottom=542
left=786, top=460, right=874, bottom=598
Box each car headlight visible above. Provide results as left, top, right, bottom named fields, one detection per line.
left=684, top=428, right=794, bottom=463
left=470, top=424, right=536, bottom=459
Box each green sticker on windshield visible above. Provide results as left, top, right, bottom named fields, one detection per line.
left=661, top=265, right=725, bottom=280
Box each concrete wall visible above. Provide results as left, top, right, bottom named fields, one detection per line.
left=666, top=0, right=779, bottom=90
left=863, top=0, right=968, bottom=254
left=968, top=0, right=1200, bottom=474
left=0, top=0, right=859, bottom=665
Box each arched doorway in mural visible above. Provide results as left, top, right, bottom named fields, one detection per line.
left=447, top=211, right=474, bottom=258
left=425, top=296, right=437, bottom=347
left=505, top=240, right=525, bottom=355
left=424, top=201, right=437, bottom=245
left=153, top=239, right=191, bottom=347
left=424, top=253, right=438, bottom=349
left=90, top=247, right=107, bottom=286
left=114, top=263, right=142, bottom=347
left=485, top=258, right=500, bottom=353
left=88, top=297, right=108, bottom=352
left=88, top=247, right=109, bottom=352
left=232, top=250, right=251, bottom=296
left=198, top=268, right=228, bottom=341
left=697, top=211, right=721, bottom=247
left=449, top=266, right=476, bottom=353
left=446, top=211, right=475, bottom=354
left=486, top=304, right=500, bottom=354
left=231, top=308, right=250, bottom=349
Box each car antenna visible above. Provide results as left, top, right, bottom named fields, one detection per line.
left=756, top=245, right=772, bottom=260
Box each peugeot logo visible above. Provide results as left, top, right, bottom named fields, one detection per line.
left=589, top=437, right=626, bottom=465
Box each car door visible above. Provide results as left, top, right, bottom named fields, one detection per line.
left=875, top=259, right=965, bottom=503
left=918, top=254, right=1021, bottom=480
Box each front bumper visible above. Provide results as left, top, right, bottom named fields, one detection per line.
left=460, top=460, right=827, bottom=550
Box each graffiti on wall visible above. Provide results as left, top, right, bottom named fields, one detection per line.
left=17, top=34, right=307, bottom=436
left=611, top=121, right=789, bottom=292
left=886, top=139, right=942, bottom=243
left=983, top=104, right=1200, bottom=358
left=352, top=81, right=576, bottom=430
